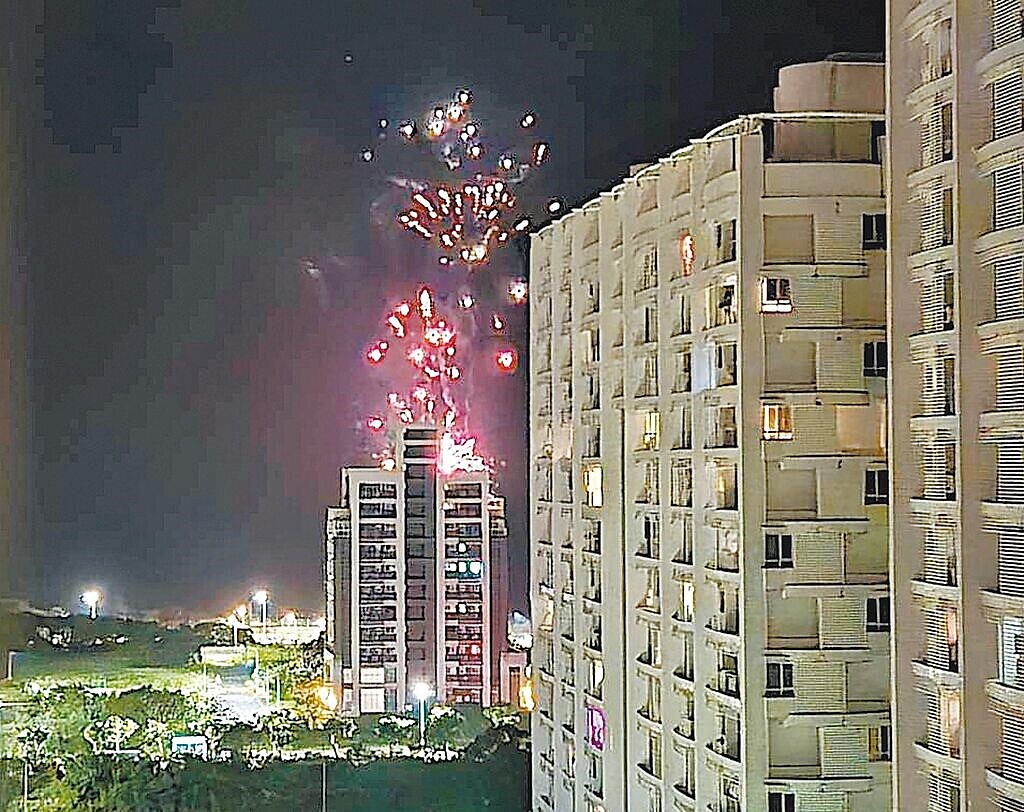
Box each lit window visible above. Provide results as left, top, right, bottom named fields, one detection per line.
left=862, top=213, right=886, bottom=249
left=863, top=341, right=887, bottom=377
left=868, top=725, right=891, bottom=761
left=679, top=581, right=694, bottom=622
left=761, top=404, right=793, bottom=440
left=679, top=232, right=696, bottom=276
left=641, top=410, right=661, bottom=450
left=765, top=662, right=794, bottom=698
left=760, top=277, right=793, bottom=313
left=864, top=468, right=889, bottom=505
left=866, top=596, right=890, bottom=632
left=764, top=533, right=793, bottom=568
left=583, top=464, right=604, bottom=508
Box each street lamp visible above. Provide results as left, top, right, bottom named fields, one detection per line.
left=80, top=589, right=101, bottom=620
left=412, top=681, right=433, bottom=748
left=251, top=589, right=269, bottom=629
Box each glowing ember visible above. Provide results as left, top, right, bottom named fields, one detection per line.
left=496, top=348, right=518, bottom=373
left=438, top=432, right=487, bottom=474
left=508, top=279, right=528, bottom=304
left=366, top=341, right=389, bottom=364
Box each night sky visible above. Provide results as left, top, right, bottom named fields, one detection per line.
left=7, top=0, right=882, bottom=614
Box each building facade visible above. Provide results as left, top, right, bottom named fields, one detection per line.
left=529, top=58, right=892, bottom=812
left=324, top=425, right=510, bottom=712
left=887, top=2, right=1024, bottom=810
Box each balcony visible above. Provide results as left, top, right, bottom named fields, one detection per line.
left=986, top=679, right=1024, bottom=716
left=706, top=613, right=740, bottom=644
left=913, top=740, right=962, bottom=780
left=981, top=500, right=1024, bottom=532
left=707, top=735, right=741, bottom=765
left=673, top=718, right=695, bottom=742
left=988, top=768, right=1024, bottom=805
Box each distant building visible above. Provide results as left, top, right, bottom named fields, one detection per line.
left=886, top=1, right=1024, bottom=809
left=324, top=425, right=511, bottom=712
left=529, top=58, right=891, bottom=811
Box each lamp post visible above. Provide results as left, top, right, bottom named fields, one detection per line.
left=412, top=682, right=433, bottom=749
left=80, top=589, right=101, bottom=620
left=251, top=589, right=269, bottom=629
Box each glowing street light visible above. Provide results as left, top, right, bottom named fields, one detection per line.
left=80, top=589, right=102, bottom=621
left=412, top=681, right=433, bottom=748
left=252, top=589, right=269, bottom=628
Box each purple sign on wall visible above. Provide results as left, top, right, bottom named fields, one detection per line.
left=585, top=705, right=607, bottom=751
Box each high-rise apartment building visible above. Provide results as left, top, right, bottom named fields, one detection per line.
left=324, top=425, right=510, bottom=712
left=529, top=58, right=891, bottom=812
left=887, top=2, right=1024, bottom=810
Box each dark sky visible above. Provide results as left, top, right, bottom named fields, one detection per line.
left=9, top=0, right=882, bottom=614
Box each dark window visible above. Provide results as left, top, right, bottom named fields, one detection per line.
left=865, top=469, right=889, bottom=505
left=867, top=596, right=891, bottom=632
left=862, top=213, right=886, bottom=249
left=764, top=533, right=793, bottom=568
left=765, top=663, right=795, bottom=698
left=863, top=341, right=887, bottom=377
left=768, top=791, right=796, bottom=812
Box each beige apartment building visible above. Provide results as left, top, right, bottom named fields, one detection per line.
left=886, top=2, right=1024, bottom=810
left=529, top=58, right=892, bottom=812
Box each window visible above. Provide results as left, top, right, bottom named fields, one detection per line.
left=866, top=596, right=891, bottom=632
left=868, top=725, right=892, bottom=761
left=942, top=187, right=954, bottom=244
left=761, top=277, right=793, bottom=313
left=716, top=219, right=737, bottom=262
left=642, top=305, right=658, bottom=343
left=865, top=468, right=889, bottom=505
left=938, top=18, right=952, bottom=76
left=764, top=533, right=793, bottom=568
left=765, top=662, right=795, bottom=698
left=863, top=341, right=887, bottom=377
left=862, top=213, right=886, bottom=249
left=768, top=792, right=796, bottom=812
left=762, top=404, right=793, bottom=440
left=942, top=274, right=955, bottom=329
left=641, top=410, right=661, bottom=450
left=941, top=103, right=953, bottom=161
left=679, top=232, right=696, bottom=276
left=583, top=464, right=604, bottom=508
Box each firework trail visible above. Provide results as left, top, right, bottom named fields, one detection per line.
left=357, top=87, right=543, bottom=472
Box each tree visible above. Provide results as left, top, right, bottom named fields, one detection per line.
left=482, top=703, right=520, bottom=729
left=83, top=715, right=139, bottom=755
left=291, top=681, right=336, bottom=730
left=425, top=704, right=463, bottom=746
left=374, top=714, right=417, bottom=747
left=253, top=710, right=295, bottom=758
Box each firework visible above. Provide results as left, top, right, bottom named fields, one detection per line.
left=375, top=88, right=547, bottom=267
left=495, top=348, right=519, bottom=373
left=508, top=279, right=528, bottom=304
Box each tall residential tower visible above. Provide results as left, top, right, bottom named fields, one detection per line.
left=324, top=425, right=510, bottom=712
left=887, top=1, right=1024, bottom=809
left=529, top=58, right=892, bottom=812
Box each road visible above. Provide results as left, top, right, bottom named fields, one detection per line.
left=210, top=663, right=274, bottom=724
